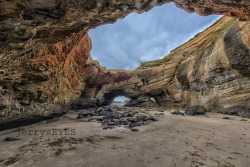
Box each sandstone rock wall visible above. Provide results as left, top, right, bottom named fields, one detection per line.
left=97, top=17, right=250, bottom=116
left=0, top=31, right=98, bottom=116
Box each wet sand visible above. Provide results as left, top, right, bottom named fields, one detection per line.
left=0, top=108, right=249, bottom=167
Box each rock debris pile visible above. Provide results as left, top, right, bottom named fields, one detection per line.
left=77, top=106, right=161, bottom=130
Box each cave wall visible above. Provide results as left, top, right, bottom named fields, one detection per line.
left=0, top=0, right=250, bottom=117
left=0, top=31, right=94, bottom=116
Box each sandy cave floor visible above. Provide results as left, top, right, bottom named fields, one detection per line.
left=0, top=107, right=249, bottom=167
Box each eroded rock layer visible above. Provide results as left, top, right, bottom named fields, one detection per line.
left=1, top=31, right=91, bottom=116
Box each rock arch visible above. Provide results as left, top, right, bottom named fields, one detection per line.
left=100, top=89, right=134, bottom=106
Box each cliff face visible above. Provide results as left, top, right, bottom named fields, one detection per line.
left=0, top=31, right=92, bottom=116
left=96, top=17, right=250, bottom=117
left=0, top=1, right=250, bottom=117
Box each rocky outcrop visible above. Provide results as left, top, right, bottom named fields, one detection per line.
left=96, top=17, right=250, bottom=117
left=0, top=0, right=250, bottom=118
left=72, top=69, right=131, bottom=109
left=185, top=105, right=207, bottom=115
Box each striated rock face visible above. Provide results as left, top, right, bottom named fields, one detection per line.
left=96, top=17, right=250, bottom=117
left=0, top=0, right=250, bottom=118
left=0, top=30, right=131, bottom=116
left=0, top=31, right=93, bottom=116
left=0, top=0, right=249, bottom=55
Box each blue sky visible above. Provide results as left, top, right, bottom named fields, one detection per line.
left=89, top=3, right=221, bottom=71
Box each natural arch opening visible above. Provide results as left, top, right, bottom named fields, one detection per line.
left=100, top=89, right=135, bottom=106
left=113, top=96, right=128, bottom=103
left=90, top=3, right=221, bottom=70
left=112, top=96, right=130, bottom=106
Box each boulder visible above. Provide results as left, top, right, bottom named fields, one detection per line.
left=77, top=110, right=94, bottom=119
left=219, top=106, right=250, bottom=118
left=185, top=105, right=207, bottom=115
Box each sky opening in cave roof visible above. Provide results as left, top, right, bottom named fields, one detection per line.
left=89, top=3, right=221, bottom=70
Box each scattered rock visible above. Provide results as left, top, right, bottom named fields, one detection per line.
left=107, top=122, right=116, bottom=126
left=99, top=110, right=109, bottom=116
left=77, top=110, right=94, bottom=119
left=148, top=116, right=158, bottom=121
left=4, top=137, right=20, bottom=141
left=122, top=121, right=128, bottom=125
left=135, top=115, right=148, bottom=121
left=130, top=129, right=139, bottom=132
left=129, top=122, right=143, bottom=128
left=129, top=118, right=139, bottom=123
left=154, top=113, right=164, bottom=116
left=103, top=127, right=113, bottom=130
left=185, top=105, right=207, bottom=115
left=240, top=119, right=247, bottom=121
left=223, top=117, right=231, bottom=120
left=96, top=118, right=103, bottom=122
left=171, top=111, right=184, bottom=116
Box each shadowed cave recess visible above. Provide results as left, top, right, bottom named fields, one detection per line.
left=0, top=0, right=249, bottom=120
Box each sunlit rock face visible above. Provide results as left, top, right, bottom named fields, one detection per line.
left=0, top=0, right=249, bottom=117
left=0, top=31, right=94, bottom=116
left=96, top=17, right=250, bottom=116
